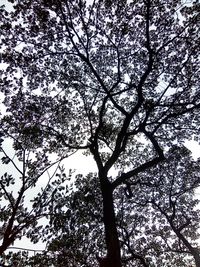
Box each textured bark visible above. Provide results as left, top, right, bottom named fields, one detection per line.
left=99, top=176, right=122, bottom=267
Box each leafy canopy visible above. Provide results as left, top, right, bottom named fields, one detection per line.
left=0, top=0, right=200, bottom=266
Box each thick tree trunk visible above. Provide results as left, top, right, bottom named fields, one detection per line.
left=0, top=239, right=12, bottom=255
left=99, top=175, right=122, bottom=267
left=0, top=233, right=15, bottom=255
left=0, top=245, right=6, bottom=255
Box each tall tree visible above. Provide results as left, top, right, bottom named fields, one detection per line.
left=1, top=0, right=200, bottom=266
left=0, top=130, right=67, bottom=254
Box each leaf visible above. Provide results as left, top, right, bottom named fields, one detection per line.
left=1, top=156, right=11, bottom=164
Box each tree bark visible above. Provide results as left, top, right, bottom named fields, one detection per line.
left=0, top=237, right=13, bottom=255
left=99, top=174, right=122, bottom=267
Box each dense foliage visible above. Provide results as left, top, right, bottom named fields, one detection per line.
left=0, top=0, right=200, bottom=266
left=35, top=148, right=200, bottom=267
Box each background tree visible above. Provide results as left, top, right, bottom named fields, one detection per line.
left=148, top=148, right=200, bottom=267
left=117, top=146, right=200, bottom=266
left=1, top=0, right=200, bottom=266
left=0, top=128, right=69, bottom=255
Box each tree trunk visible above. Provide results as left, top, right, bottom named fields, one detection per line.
left=0, top=235, right=14, bottom=255
left=99, top=175, right=122, bottom=267
left=0, top=240, right=11, bottom=255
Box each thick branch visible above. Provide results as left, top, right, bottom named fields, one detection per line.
left=112, top=155, right=164, bottom=189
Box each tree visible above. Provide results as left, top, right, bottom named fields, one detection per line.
left=117, top=146, right=200, bottom=266
left=41, top=172, right=104, bottom=267
left=148, top=148, right=200, bottom=267
left=0, top=129, right=67, bottom=255
left=17, top=146, right=199, bottom=267
left=1, top=0, right=200, bottom=266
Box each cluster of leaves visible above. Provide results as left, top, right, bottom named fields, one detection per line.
left=1, top=0, right=199, bottom=156
left=38, top=172, right=104, bottom=266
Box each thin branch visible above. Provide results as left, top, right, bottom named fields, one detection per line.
left=0, top=147, right=23, bottom=175
left=0, top=181, right=15, bottom=210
